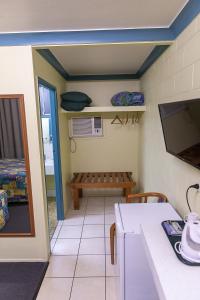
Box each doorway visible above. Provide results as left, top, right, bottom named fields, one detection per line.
left=38, top=78, right=64, bottom=239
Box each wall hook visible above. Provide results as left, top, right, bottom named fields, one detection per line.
left=111, top=115, right=123, bottom=125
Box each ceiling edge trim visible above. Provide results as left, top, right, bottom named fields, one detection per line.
left=136, top=45, right=169, bottom=78
left=2, top=1, right=198, bottom=81
left=171, top=0, right=200, bottom=36
left=37, top=46, right=169, bottom=81
left=67, top=74, right=139, bottom=81
left=37, top=49, right=69, bottom=79
left=0, top=1, right=199, bottom=46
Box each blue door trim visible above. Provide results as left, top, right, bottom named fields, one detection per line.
left=38, top=77, right=64, bottom=220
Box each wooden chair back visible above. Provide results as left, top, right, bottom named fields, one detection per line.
left=127, top=192, right=168, bottom=203
left=110, top=192, right=168, bottom=265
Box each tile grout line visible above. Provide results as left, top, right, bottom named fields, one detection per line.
left=69, top=196, right=88, bottom=300
left=48, top=197, right=116, bottom=299
left=50, top=222, right=63, bottom=253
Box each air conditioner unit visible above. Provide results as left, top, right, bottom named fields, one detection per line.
left=70, top=116, right=103, bottom=137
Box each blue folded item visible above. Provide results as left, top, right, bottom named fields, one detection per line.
left=111, top=91, right=144, bottom=106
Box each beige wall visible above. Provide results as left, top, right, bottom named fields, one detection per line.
left=66, top=80, right=140, bottom=191
left=140, top=13, right=200, bottom=216
left=0, top=46, right=49, bottom=261
left=32, top=50, right=71, bottom=213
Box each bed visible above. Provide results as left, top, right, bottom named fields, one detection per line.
left=0, top=159, right=27, bottom=203
left=69, top=172, right=136, bottom=209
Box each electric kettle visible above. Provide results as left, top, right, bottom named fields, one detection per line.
left=179, top=213, right=200, bottom=263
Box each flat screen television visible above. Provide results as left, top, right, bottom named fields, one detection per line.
left=158, top=99, right=200, bottom=170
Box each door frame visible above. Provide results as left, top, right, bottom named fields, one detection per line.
left=38, top=77, right=64, bottom=220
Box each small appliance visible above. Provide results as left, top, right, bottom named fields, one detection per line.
left=69, top=116, right=103, bottom=137
left=175, top=212, right=200, bottom=263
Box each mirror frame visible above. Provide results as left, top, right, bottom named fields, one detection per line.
left=0, top=94, right=35, bottom=237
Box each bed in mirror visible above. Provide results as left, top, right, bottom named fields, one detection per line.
left=0, top=95, right=35, bottom=236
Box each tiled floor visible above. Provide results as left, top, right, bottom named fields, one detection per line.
left=37, top=196, right=122, bottom=300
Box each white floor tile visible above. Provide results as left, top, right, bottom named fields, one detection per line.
left=106, top=277, right=119, bottom=300
left=82, top=225, right=104, bottom=238
left=84, top=214, right=104, bottom=225
left=58, top=225, right=82, bottom=239
left=37, top=278, right=73, bottom=300
left=40, top=196, right=120, bottom=300
left=52, top=225, right=62, bottom=239
left=79, top=238, right=105, bottom=255
left=86, top=205, right=104, bottom=215
left=87, top=196, right=105, bottom=202
left=105, top=225, right=111, bottom=238
left=45, top=255, right=77, bottom=278
left=105, top=205, right=115, bottom=214
left=79, top=198, right=88, bottom=209
left=106, top=255, right=118, bottom=277
left=50, top=239, right=56, bottom=252
left=66, top=208, right=85, bottom=216
left=105, top=238, right=111, bottom=254
left=105, top=196, right=121, bottom=205
left=63, top=215, right=84, bottom=226
left=69, top=198, right=87, bottom=210
left=52, top=239, right=80, bottom=255
left=87, top=203, right=104, bottom=209
left=121, top=196, right=126, bottom=203
left=105, top=214, right=115, bottom=225
left=75, top=255, right=105, bottom=277
left=71, top=277, right=105, bottom=300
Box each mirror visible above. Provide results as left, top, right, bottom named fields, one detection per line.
left=0, top=95, right=35, bottom=236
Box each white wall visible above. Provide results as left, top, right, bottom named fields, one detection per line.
left=66, top=80, right=140, bottom=191
left=0, top=46, right=49, bottom=261
left=32, top=49, right=71, bottom=213
left=140, top=13, right=200, bottom=216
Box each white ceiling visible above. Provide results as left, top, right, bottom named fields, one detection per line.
left=49, top=44, right=155, bottom=75
left=0, top=0, right=188, bottom=33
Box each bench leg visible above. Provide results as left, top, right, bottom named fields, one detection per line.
left=71, top=188, right=80, bottom=210
left=78, top=189, right=83, bottom=198
left=123, top=188, right=126, bottom=197
left=110, top=223, right=116, bottom=265
left=125, top=188, right=131, bottom=203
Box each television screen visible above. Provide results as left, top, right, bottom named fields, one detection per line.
left=158, top=99, right=200, bottom=170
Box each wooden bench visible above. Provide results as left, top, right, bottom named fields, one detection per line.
left=69, top=172, right=136, bottom=209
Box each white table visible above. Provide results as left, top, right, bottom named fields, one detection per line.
left=115, top=203, right=200, bottom=300
left=142, top=214, right=200, bottom=300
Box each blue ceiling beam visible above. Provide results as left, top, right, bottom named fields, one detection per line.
left=37, top=49, right=70, bottom=80
left=171, top=0, right=200, bottom=37
left=37, top=48, right=140, bottom=80
left=67, top=74, right=139, bottom=81
left=1, top=0, right=200, bottom=79
left=37, top=45, right=169, bottom=81
left=136, top=45, right=169, bottom=78
left=0, top=28, right=173, bottom=46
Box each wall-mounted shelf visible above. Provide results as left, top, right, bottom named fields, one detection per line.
left=61, top=106, right=146, bottom=113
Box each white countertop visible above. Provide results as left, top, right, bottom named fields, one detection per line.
left=118, top=203, right=179, bottom=234
left=143, top=223, right=200, bottom=300
left=117, top=203, right=200, bottom=300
